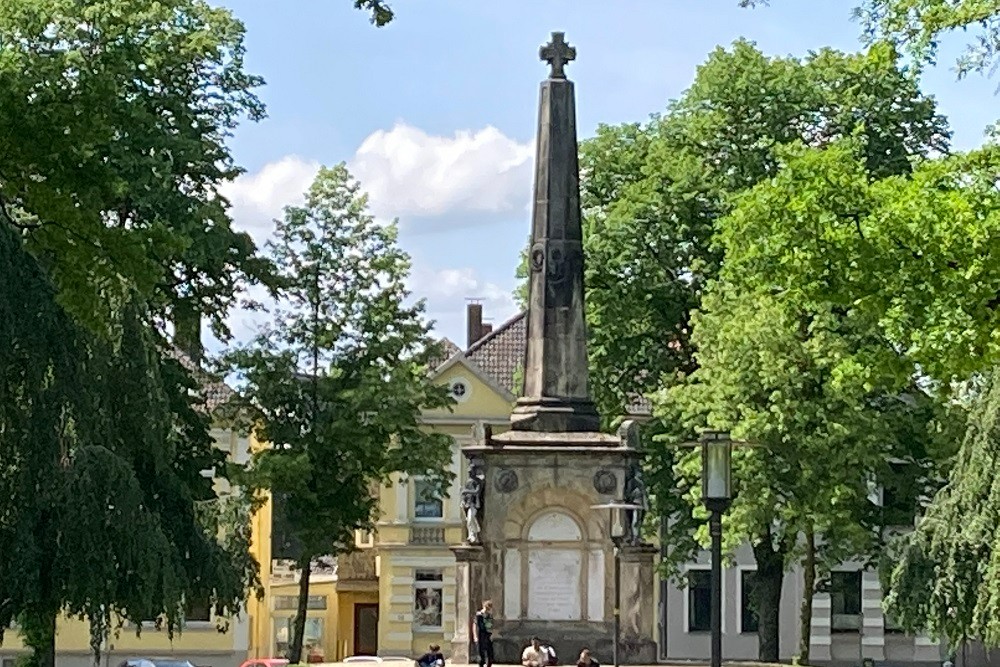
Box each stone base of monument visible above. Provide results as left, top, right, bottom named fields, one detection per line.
left=490, top=620, right=657, bottom=665
left=449, top=422, right=657, bottom=666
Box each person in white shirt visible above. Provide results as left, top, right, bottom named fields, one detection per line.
left=522, top=637, right=548, bottom=667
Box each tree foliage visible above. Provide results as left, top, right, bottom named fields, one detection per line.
left=857, top=0, right=1000, bottom=77
left=721, top=140, right=1000, bottom=384
left=724, top=136, right=1000, bottom=644
left=0, top=0, right=273, bottom=337
left=352, top=0, right=394, bottom=26
left=655, top=143, right=962, bottom=657
left=884, top=369, right=1000, bottom=647
left=568, top=41, right=954, bottom=659
left=573, top=40, right=949, bottom=424
left=225, top=164, right=453, bottom=662
left=0, top=224, right=257, bottom=667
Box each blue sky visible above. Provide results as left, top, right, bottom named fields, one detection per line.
left=214, top=0, right=999, bottom=350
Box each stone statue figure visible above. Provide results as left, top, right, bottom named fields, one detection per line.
left=461, top=464, right=485, bottom=544
left=624, top=464, right=648, bottom=545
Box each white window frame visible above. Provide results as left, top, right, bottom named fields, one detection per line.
left=355, top=529, right=375, bottom=548
left=682, top=564, right=726, bottom=634
left=736, top=565, right=759, bottom=635
left=413, top=568, right=445, bottom=631
left=412, top=477, right=444, bottom=522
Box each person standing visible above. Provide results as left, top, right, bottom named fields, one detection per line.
left=472, top=600, right=495, bottom=667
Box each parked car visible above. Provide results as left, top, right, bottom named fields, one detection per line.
left=117, top=659, right=197, bottom=667
left=239, top=659, right=290, bottom=667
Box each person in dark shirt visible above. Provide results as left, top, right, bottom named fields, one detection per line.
left=417, top=644, right=445, bottom=667
left=472, top=599, right=495, bottom=667
left=576, top=648, right=600, bottom=667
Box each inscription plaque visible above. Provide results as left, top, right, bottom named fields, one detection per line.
left=527, top=549, right=582, bottom=620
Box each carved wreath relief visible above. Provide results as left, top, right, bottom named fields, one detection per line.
left=593, top=469, right=617, bottom=495
left=495, top=468, right=519, bottom=494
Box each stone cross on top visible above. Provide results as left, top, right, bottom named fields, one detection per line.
left=539, top=31, right=576, bottom=79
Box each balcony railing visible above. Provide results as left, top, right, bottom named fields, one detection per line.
left=409, top=525, right=446, bottom=545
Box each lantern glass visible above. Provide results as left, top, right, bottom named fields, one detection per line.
left=611, top=507, right=625, bottom=539
left=701, top=434, right=732, bottom=501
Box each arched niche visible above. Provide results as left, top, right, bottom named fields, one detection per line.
left=527, top=510, right=583, bottom=542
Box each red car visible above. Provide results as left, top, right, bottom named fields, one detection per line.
left=239, top=659, right=291, bottom=667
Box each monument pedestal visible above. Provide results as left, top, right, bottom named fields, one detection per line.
left=450, top=425, right=656, bottom=665
left=450, top=545, right=485, bottom=664
left=620, top=544, right=659, bottom=663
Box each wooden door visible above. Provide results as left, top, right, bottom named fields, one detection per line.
left=353, top=603, right=379, bottom=656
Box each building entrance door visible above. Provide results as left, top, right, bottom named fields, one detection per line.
left=353, top=603, right=379, bottom=656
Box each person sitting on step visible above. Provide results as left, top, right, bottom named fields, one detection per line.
left=522, top=637, right=548, bottom=667
left=416, top=644, right=444, bottom=667
left=576, top=648, right=599, bottom=667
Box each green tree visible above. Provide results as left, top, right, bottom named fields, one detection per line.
left=226, top=165, right=453, bottom=663
left=572, top=43, right=950, bottom=659
left=658, top=182, right=959, bottom=660
left=719, top=139, right=1000, bottom=385
left=883, top=369, right=1000, bottom=648
left=517, top=40, right=949, bottom=424
left=0, top=0, right=272, bottom=338
left=857, top=0, right=1000, bottom=77
left=716, top=134, right=1000, bottom=645
left=0, top=224, right=257, bottom=667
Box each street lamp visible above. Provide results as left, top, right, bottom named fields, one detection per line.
left=700, top=430, right=733, bottom=667
left=592, top=500, right=643, bottom=667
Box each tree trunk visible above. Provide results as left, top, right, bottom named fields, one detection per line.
left=20, top=608, right=58, bottom=667
left=752, top=538, right=786, bottom=662
left=288, top=556, right=313, bottom=663
left=799, top=524, right=817, bottom=664
left=172, top=298, right=203, bottom=364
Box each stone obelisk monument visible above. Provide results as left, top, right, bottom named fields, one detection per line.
left=450, top=33, right=657, bottom=665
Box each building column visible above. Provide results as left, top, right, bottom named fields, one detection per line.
left=619, top=544, right=659, bottom=663
left=861, top=569, right=886, bottom=661
left=395, top=475, right=409, bottom=523
left=809, top=592, right=833, bottom=662
left=450, top=545, right=484, bottom=663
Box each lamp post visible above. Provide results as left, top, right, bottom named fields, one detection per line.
left=700, top=430, right=733, bottom=667
left=592, top=500, right=643, bottom=667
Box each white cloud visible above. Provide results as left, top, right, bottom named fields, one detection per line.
left=349, top=123, right=533, bottom=220
left=215, top=122, right=532, bottom=349
left=407, top=266, right=519, bottom=345
left=220, top=155, right=320, bottom=244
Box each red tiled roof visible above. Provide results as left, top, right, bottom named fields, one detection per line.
left=428, top=337, right=462, bottom=370
left=455, top=311, right=651, bottom=417
left=464, top=312, right=526, bottom=395
left=170, top=347, right=236, bottom=413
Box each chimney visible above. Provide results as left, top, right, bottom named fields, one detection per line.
left=467, top=301, right=484, bottom=347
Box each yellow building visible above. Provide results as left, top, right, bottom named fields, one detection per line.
left=245, top=484, right=381, bottom=662
left=0, top=377, right=255, bottom=667
left=375, top=309, right=524, bottom=658
left=247, top=306, right=526, bottom=661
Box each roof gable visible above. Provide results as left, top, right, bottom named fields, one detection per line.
left=464, top=311, right=526, bottom=396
